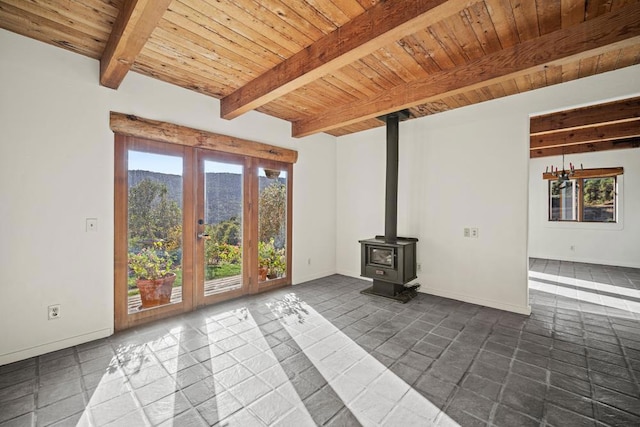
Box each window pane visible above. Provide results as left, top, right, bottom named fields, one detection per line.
left=203, top=160, right=243, bottom=296
left=549, top=180, right=577, bottom=221
left=258, top=168, right=287, bottom=282
left=582, top=177, right=616, bottom=222
left=127, top=151, right=183, bottom=313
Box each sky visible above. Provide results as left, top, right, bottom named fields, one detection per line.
left=128, top=150, right=285, bottom=178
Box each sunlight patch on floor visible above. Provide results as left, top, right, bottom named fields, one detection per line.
left=269, top=293, right=459, bottom=426
left=529, top=271, right=640, bottom=314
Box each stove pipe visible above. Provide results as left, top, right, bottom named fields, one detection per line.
left=382, top=110, right=409, bottom=243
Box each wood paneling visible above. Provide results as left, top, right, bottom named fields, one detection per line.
left=531, top=96, right=640, bottom=134
left=1, top=0, right=640, bottom=136
left=293, top=4, right=640, bottom=137
left=219, top=0, right=473, bottom=120
left=530, top=96, right=640, bottom=158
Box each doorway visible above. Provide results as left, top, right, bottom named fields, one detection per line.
left=114, top=134, right=293, bottom=331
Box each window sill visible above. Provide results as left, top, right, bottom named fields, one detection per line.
left=544, top=220, right=623, bottom=231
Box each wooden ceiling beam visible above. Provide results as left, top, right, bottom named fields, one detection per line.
left=292, top=3, right=640, bottom=137
left=530, top=96, right=640, bottom=134
left=220, top=0, right=476, bottom=120
left=530, top=118, right=640, bottom=149
left=530, top=138, right=640, bottom=158
left=100, top=0, right=172, bottom=89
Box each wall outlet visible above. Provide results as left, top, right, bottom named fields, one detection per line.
left=464, top=228, right=470, bottom=238
left=86, top=218, right=98, bottom=232
left=48, top=304, right=61, bottom=320
left=471, top=228, right=479, bottom=238
left=570, top=245, right=575, bottom=251
left=307, top=258, right=311, bottom=265
left=417, top=263, right=422, bottom=271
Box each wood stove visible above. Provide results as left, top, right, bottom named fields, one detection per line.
left=360, top=110, right=420, bottom=303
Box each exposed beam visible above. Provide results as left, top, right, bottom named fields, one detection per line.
left=530, top=138, right=640, bottom=158
left=530, top=96, right=640, bottom=135
left=530, top=119, right=640, bottom=149
left=292, top=3, right=640, bottom=137
left=220, top=0, right=475, bottom=120
left=109, top=112, right=298, bottom=163
left=100, top=0, right=172, bottom=89
left=542, top=167, right=624, bottom=180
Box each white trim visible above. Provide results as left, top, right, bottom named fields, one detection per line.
left=335, top=269, right=366, bottom=280
left=335, top=271, right=531, bottom=315
left=293, top=269, right=340, bottom=285
left=527, top=253, right=640, bottom=269
left=419, top=286, right=532, bottom=315
left=0, top=328, right=113, bottom=366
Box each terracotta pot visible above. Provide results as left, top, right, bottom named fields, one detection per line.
left=258, top=266, right=268, bottom=282
left=136, top=278, right=164, bottom=308
left=159, top=273, right=176, bottom=305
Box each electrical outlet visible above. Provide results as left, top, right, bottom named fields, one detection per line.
left=48, top=304, right=61, bottom=320
left=307, top=258, right=311, bottom=265
left=570, top=245, right=575, bottom=251
left=417, top=263, right=422, bottom=271
left=464, top=228, right=470, bottom=238
left=471, top=228, right=479, bottom=238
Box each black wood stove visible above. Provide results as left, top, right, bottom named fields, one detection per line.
left=359, top=110, right=420, bottom=303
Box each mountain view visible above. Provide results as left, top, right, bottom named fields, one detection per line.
left=128, top=170, right=285, bottom=224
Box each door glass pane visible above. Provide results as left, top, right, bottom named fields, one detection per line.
left=203, top=161, right=243, bottom=296
left=258, top=168, right=287, bottom=282
left=127, top=151, right=183, bottom=313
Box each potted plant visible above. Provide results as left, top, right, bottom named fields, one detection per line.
left=258, top=238, right=286, bottom=281
left=258, top=240, right=271, bottom=281
left=128, top=242, right=176, bottom=308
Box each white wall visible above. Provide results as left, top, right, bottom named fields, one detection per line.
left=336, top=64, right=640, bottom=315
left=0, top=29, right=336, bottom=365
left=529, top=150, right=640, bottom=268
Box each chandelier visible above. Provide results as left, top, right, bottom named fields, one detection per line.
left=546, top=154, right=582, bottom=182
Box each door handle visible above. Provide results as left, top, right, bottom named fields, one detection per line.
left=197, top=233, right=210, bottom=239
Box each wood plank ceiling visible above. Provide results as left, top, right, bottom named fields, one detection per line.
left=530, top=96, right=640, bottom=158
left=1, top=0, right=639, bottom=138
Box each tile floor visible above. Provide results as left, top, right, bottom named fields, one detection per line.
left=1, top=258, right=639, bottom=426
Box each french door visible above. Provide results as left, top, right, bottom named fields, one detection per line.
left=114, top=135, right=292, bottom=330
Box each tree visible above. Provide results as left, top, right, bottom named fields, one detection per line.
left=259, top=181, right=286, bottom=245
left=128, top=179, right=182, bottom=250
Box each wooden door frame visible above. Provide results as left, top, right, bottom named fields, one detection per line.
left=114, top=135, right=195, bottom=331
left=113, top=115, right=297, bottom=331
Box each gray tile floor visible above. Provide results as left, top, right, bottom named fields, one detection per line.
left=1, top=258, right=639, bottom=426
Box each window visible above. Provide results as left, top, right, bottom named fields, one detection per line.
left=549, top=176, right=617, bottom=223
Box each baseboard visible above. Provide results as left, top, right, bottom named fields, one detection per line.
left=420, top=286, right=531, bottom=315
left=293, top=269, right=340, bottom=285
left=0, top=328, right=113, bottom=366
left=335, top=269, right=366, bottom=280
left=529, top=254, right=640, bottom=269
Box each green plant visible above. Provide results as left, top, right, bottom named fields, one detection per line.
left=259, top=181, right=286, bottom=243
left=258, top=238, right=286, bottom=278
left=128, top=242, right=175, bottom=281
left=128, top=179, right=182, bottom=251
